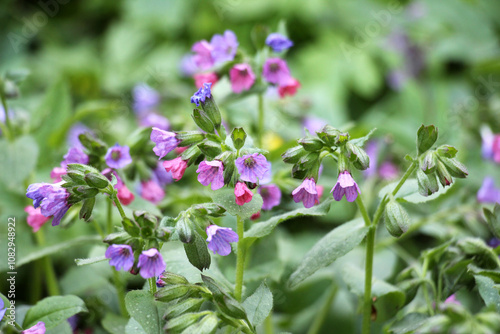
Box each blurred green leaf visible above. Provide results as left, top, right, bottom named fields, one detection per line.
left=23, top=295, right=88, bottom=330
left=474, top=275, right=500, bottom=312
left=0, top=136, right=39, bottom=191
left=379, top=179, right=454, bottom=204
left=102, top=312, right=128, bottom=334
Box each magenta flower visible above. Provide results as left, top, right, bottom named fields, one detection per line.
left=477, top=177, right=500, bottom=204
left=26, top=183, right=70, bottom=226
left=50, top=167, right=66, bottom=183
left=331, top=171, right=360, bottom=202
left=24, top=206, right=50, bottom=232
left=258, top=184, right=281, bottom=210
left=235, top=153, right=269, bottom=183
left=194, top=72, right=218, bottom=89
left=235, top=182, right=253, bottom=206
left=140, top=180, right=165, bottom=205
left=266, top=33, right=294, bottom=52
left=278, top=77, right=300, bottom=98
left=190, top=82, right=212, bottom=106
left=379, top=161, right=399, bottom=180
left=196, top=160, right=224, bottom=190
left=105, top=144, right=133, bottom=169
left=192, top=40, right=214, bottom=70
left=139, top=113, right=170, bottom=131
left=206, top=225, right=239, bottom=256
left=61, top=147, right=88, bottom=168
left=163, top=157, right=188, bottom=181
left=262, top=58, right=291, bottom=86
left=444, top=294, right=461, bottom=306
left=105, top=244, right=135, bottom=271
left=292, top=178, right=319, bottom=208
left=229, top=63, right=255, bottom=93
left=151, top=127, right=180, bottom=159
left=22, top=321, right=46, bottom=334
left=117, top=185, right=135, bottom=206
left=138, top=248, right=166, bottom=279
left=133, top=83, right=160, bottom=114
left=211, top=30, right=238, bottom=64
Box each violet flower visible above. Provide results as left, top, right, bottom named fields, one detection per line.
left=151, top=127, right=180, bottom=159
left=67, top=123, right=92, bottom=150
left=192, top=40, right=214, bottom=70
left=26, top=183, right=70, bottom=226
left=262, top=58, right=291, bottom=86
left=235, top=153, right=269, bottom=183
left=206, top=225, right=239, bottom=256
left=258, top=184, right=281, bottom=210
left=133, top=83, right=160, bottom=114
left=331, top=171, right=360, bottom=202
left=196, top=160, right=224, bottom=190
left=105, top=244, right=135, bottom=271
left=0, top=298, right=6, bottom=322
left=210, top=30, right=238, bottom=64
left=105, top=144, right=133, bottom=169
left=292, top=178, right=319, bottom=208
left=61, top=147, right=88, bottom=168
left=229, top=63, right=255, bottom=93
left=190, top=82, right=212, bottom=106
left=477, top=177, right=500, bottom=204
left=139, top=113, right=170, bottom=131
left=138, top=248, right=166, bottom=279
left=266, top=33, right=294, bottom=52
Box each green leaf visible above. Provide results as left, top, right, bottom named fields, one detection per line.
left=0, top=136, right=39, bottom=191
left=125, top=290, right=161, bottom=334
left=349, top=128, right=376, bottom=147
left=23, top=295, right=88, bottom=329
left=18, top=235, right=102, bottom=267
left=102, top=313, right=128, bottom=334
left=288, top=218, right=368, bottom=288
left=183, top=232, right=211, bottom=271
left=379, top=179, right=453, bottom=204
left=75, top=255, right=107, bottom=266
left=211, top=188, right=263, bottom=219
left=242, top=281, right=273, bottom=327
left=457, top=237, right=500, bottom=269
left=474, top=275, right=500, bottom=312
left=389, top=313, right=429, bottom=334
left=125, top=318, right=147, bottom=334
left=416, top=124, right=438, bottom=156
left=245, top=198, right=333, bottom=240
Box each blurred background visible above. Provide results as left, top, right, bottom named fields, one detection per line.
left=1, top=0, right=500, bottom=333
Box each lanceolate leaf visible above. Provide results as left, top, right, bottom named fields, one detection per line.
left=242, top=282, right=273, bottom=327
left=288, top=218, right=368, bottom=288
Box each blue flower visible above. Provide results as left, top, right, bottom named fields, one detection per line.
left=138, top=248, right=166, bottom=279
left=105, top=144, right=133, bottom=169
left=206, top=225, right=238, bottom=256
left=105, top=244, right=135, bottom=271
left=61, top=147, right=88, bottom=168
left=26, top=183, right=70, bottom=226
left=190, top=83, right=212, bottom=106
left=266, top=33, right=293, bottom=52
left=235, top=153, right=270, bottom=183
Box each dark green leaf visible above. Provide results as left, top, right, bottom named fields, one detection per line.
left=416, top=124, right=438, bottom=156
left=183, top=232, right=211, bottom=271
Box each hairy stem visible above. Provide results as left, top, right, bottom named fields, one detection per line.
left=234, top=216, right=246, bottom=301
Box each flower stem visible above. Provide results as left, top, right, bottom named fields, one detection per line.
left=307, top=281, right=338, bottom=334
left=35, top=229, right=60, bottom=296
left=107, top=198, right=113, bottom=234
left=112, top=194, right=127, bottom=220
left=264, top=313, right=274, bottom=334
left=356, top=197, right=372, bottom=227
left=257, top=93, right=264, bottom=148
left=149, top=277, right=157, bottom=295
left=234, top=216, right=246, bottom=301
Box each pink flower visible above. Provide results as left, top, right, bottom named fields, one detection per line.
left=292, top=178, right=319, bottom=208
left=140, top=180, right=165, bottom=204
left=262, top=58, right=291, bottom=85
left=229, top=63, right=255, bottom=93
left=192, top=40, right=214, bottom=70
left=117, top=185, right=135, bottom=206
left=50, top=167, right=66, bottom=183
left=235, top=182, right=253, bottom=205
left=278, top=77, right=300, bottom=98
left=175, top=146, right=189, bottom=155
left=194, top=72, right=218, bottom=89
left=22, top=321, right=46, bottom=334
left=331, top=171, right=360, bottom=202
left=163, top=157, right=188, bottom=181
left=24, top=206, right=50, bottom=232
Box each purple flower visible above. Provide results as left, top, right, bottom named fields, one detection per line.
left=61, top=147, right=88, bottom=168
left=303, top=116, right=327, bottom=135
left=139, top=113, right=170, bottom=131
left=235, top=153, right=269, bottom=183
left=138, top=248, right=166, bottom=279
left=150, top=127, right=179, bottom=159
left=152, top=162, right=174, bottom=187
left=192, top=40, right=214, bottom=70
left=364, top=141, right=379, bottom=178
left=133, top=83, right=160, bottom=114
left=105, top=244, right=134, bottom=271
left=331, top=171, right=360, bottom=202
left=26, top=183, right=70, bottom=226
left=210, top=30, right=238, bottom=64
left=105, top=144, right=133, bottom=169
left=0, top=298, right=6, bottom=321
left=379, top=162, right=399, bottom=180
left=67, top=123, right=92, bottom=150
left=262, top=58, right=291, bottom=86
left=196, top=160, right=224, bottom=190
left=190, top=83, right=212, bottom=106
left=443, top=294, right=461, bottom=306
left=258, top=184, right=281, bottom=210
left=180, top=54, right=199, bottom=76
left=22, top=322, right=46, bottom=334
left=266, top=33, right=293, bottom=52
left=206, top=225, right=239, bottom=256
left=292, top=178, right=319, bottom=208
left=488, top=238, right=500, bottom=248
left=477, top=177, right=500, bottom=204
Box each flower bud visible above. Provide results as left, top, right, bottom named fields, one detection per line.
left=316, top=125, right=341, bottom=147
left=298, top=137, right=324, bottom=152
left=133, top=211, right=158, bottom=229
left=65, top=170, right=86, bottom=185
left=231, top=127, right=247, bottom=150
left=103, top=231, right=131, bottom=245
left=420, top=151, right=437, bottom=174
left=416, top=168, right=439, bottom=196
left=192, top=108, right=215, bottom=133
left=436, top=145, right=457, bottom=158
left=74, top=186, right=100, bottom=198
left=176, top=131, right=206, bottom=146
left=121, top=217, right=141, bottom=237
left=384, top=200, right=410, bottom=237
left=176, top=214, right=194, bottom=243
left=435, top=160, right=453, bottom=187
left=416, top=124, right=438, bottom=156
left=346, top=142, right=370, bottom=170
left=439, top=157, right=468, bottom=179
left=296, top=152, right=320, bottom=170
left=282, top=146, right=308, bottom=164
left=78, top=132, right=107, bottom=155
left=158, top=272, right=189, bottom=285
left=164, top=312, right=209, bottom=332
left=84, top=173, right=110, bottom=189
left=201, top=96, right=222, bottom=130
left=163, top=298, right=205, bottom=319
left=197, top=140, right=222, bottom=158
left=155, top=284, right=193, bottom=303
left=79, top=197, right=95, bottom=222
left=156, top=226, right=172, bottom=242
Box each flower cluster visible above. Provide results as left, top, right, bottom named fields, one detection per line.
left=182, top=30, right=299, bottom=98
left=105, top=245, right=166, bottom=279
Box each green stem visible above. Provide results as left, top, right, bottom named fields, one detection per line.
left=421, top=258, right=435, bottom=316
left=114, top=270, right=128, bottom=317
left=0, top=88, right=13, bottom=141
left=234, top=216, right=246, bottom=301
left=112, top=194, right=127, bottom=220
left=35, top=229, right=60, bottom=296
left=92, top=219, right=105, bottom=238
left=356, top=197, right=372, bottom=227
left=257, top=93, right=264, bottom=147
left=307, top=282, right=338, bottom=334
left=107, top=198, right=113, bottom=234
left=361, top=226, right=375, bottom=334
left=264, top=313, right=274, bottom=334
left=149, top=277, right=157, bottom=295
